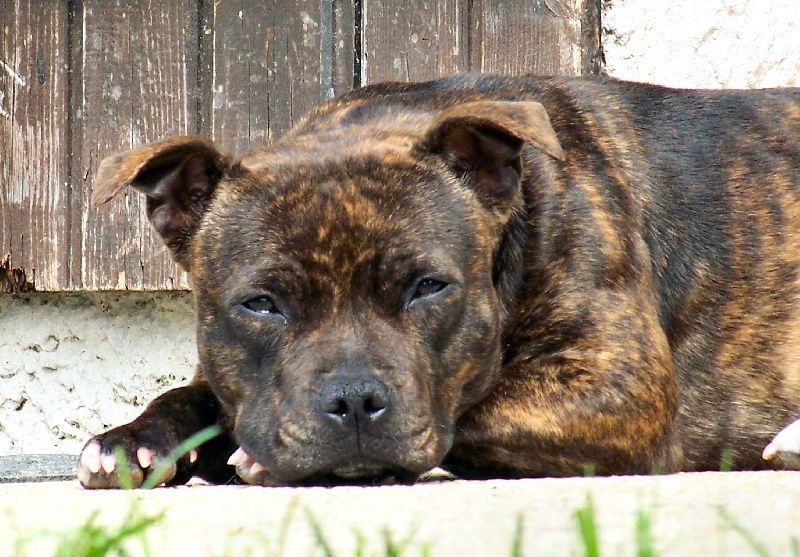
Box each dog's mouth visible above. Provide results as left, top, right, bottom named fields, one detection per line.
left=227, top=447, right=419, bottom=486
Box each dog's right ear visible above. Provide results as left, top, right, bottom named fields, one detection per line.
left=92, top=135, right=232, bottom=271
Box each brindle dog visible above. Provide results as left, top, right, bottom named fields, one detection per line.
left=78, top=75, right=800, bottom=488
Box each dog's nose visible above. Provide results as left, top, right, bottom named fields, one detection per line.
left=318, top=375, right=390, bottom=427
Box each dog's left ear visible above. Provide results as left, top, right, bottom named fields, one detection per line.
left=416, top=101, right=564, bottom=207
left=92, top=135, right=232, bottom=271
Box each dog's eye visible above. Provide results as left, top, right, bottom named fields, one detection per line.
left=413, top=278, right=448, bottom=300
left=241, top=296, right=279, bottom=315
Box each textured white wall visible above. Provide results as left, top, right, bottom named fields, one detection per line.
left=0, top=293, right=196, bottom=455
left=603, top=0, right=800, bottom=88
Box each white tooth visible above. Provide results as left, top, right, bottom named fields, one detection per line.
left=250, top=461, right=266, bottom=475
left=227, top=447, right=247, bottom=466
left=189, top=449, right=198, bottom=464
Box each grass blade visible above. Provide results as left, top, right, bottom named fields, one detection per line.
left=718, top=506, right=771, bottom=557
left=112, top=447, right=134, bottom=491
left=509, top=513, right=524, bottom=557
left=634, top=505, right=656, bottom=557
left=719, top=449, right=734, bottom=473
left=141, top=424, right=223, bottom=490
left=50, top=505, right=163, bottom=557
left=574, top=493, right=600, bottom=557
left=305, top=508, right=336, bottom=557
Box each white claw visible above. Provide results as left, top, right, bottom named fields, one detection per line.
left=82, top=443, right=102, bottom=474
left=100, top=453, right=117, bottom=474
left=763, top=418, right=800, bottom=461
left=137, top=447, right=153, bottom=468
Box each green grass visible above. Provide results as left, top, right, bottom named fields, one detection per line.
left=49, top=506, right=162, bottom=557
left=574, top=493, right=600, bottom=557
left=509, top=514, right=524, bottom=557
left=13, top=490, right=799, bottom=557
left=305, top=507, right=426, bottom=557
left=11, top=499, right=163, bottom=557
left=633, top=503, right=657, bottom=557
left=718, top=506, right=800, bottom=557
left=8, top=432, right=799, bottom=557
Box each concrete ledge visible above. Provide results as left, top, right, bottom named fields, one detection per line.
left=0, top=454, right=76, bottom=483
left=1, top=472, right=798, bottom=556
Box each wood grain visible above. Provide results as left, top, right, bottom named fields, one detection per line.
left=471, top=0, right=582, bottom=76
left=362, top=0, right=469, bottom=83
left=0, top=0, right=69, bottom=291
left=0, top=0, right=596, bottom=291
left=76, top=0, right=196, bottom=290
left=211, top=0, right=354, bottom=154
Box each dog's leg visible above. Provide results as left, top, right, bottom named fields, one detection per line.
left=77, top=372, right=238, bottom=488
left=445, top=288, right=680, bottom=478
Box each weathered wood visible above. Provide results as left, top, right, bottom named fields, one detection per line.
left=211, top=0, right=354, bottom=154
left=471, top=0, right=583, bottom=76
left=331, top=0, right=356, bottom=97
left=76, top=0, right=196, bottom=290
left=0, top=0, right=69, bottom=291
left=0, top=0, right=597, bottom=291
left=362, top=0, right=469, bottom=83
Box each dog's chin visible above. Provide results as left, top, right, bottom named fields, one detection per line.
left=297, top=462, right=421, bottom=486
left=232, top=446, right=424, bottom=486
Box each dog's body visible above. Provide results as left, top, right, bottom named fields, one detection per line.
left=78, top=75, right=800, bottom=488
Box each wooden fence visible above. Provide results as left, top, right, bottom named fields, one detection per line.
left=0, top=0, right=600, bottom=292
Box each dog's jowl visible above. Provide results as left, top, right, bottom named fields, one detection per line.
left=77, top=75, right=800, bottom=488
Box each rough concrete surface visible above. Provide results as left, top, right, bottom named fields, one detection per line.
left=603, top=0, right=800, bottom=88
left=0, top=292, right=196, bottom=455
left=1, top=472, right=798, bottom=556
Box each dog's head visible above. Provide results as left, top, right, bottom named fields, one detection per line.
left=93, top=99, right=563, bottom=484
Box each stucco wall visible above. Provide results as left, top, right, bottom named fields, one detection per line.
left=2, top=0, right=799, bottom=456
left=602, top=0, right=800, bottom=88
left=0, top=293, right=196, bottom=454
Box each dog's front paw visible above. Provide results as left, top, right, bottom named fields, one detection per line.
left=762, top=419, right=800, bottom=464
left=77, top=425, right=198, bottom=489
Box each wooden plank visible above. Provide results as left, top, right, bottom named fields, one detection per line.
left=361, top=0, right=469, bottom=84
left=0, top=0, right=70, bottom=291
left=470, top=0, right=584, bottom=76
left=211, top=0, right=352, bottom=154
left=330, top=0, right=356, bottom=98
left=76, top=0, right=197, bottom=290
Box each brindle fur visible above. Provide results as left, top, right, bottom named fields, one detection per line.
left=78, top=75, right=800, bottom=488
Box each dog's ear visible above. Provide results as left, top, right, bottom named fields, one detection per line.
left=92, top=136, right=232, bottom=270
left=417, top=101, right=563, bottom=207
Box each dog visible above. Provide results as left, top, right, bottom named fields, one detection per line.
left=77, top=75, right=800, bottom=488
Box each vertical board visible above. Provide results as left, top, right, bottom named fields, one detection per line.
left=362, top=0, right=469, bottom=83
left=0, top=0, right=597, bottom=291
left=211, top=0, right=354, bottom=154
left=331, top=0, right=356, bottom=97
left=76, top=0, right=196, bottom=290
left=0, top=0, right=69, bottom=291
left=471, top=0, right=582, bottom=75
